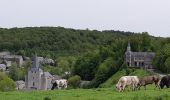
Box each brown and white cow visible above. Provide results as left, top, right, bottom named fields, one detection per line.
left=138, top=75, right=161, bottom=90
left=116, top=76, right=139, bottom=92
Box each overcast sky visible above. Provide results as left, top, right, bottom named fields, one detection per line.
left=0, top=0, right=170, bottom=37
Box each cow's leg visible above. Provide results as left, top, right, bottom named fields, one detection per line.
left=132, top=84, right=135, bottom=91
left=138, top=85, right=141, bottom=90
left=166, top=85, right=169, bottom=88
left=154, top=82, right=159, bottom=89
left=144, top=85, right=146, bottom=90
left=122, top=84, right=126, bottom=92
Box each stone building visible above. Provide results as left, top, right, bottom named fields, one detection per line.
left=0, top=51, right=23, bottom=67
left=125, top=42, right=155, bottom=69
left=25, top=56, right=53, bottom=90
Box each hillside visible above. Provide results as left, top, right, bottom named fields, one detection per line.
left=0, top=27, right=134, bottom=58
left=100, top=69, right=151, bottom=88
left=0, top=27, right=170, bottom=88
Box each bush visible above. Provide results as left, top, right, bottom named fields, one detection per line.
left=0, top=72, right=16, bottom=92
left=68, top=75, right=81, bottom=88
left=44, top=96, right=51, bottom=100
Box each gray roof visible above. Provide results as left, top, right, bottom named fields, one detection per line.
left=43, top=72, right=53, bottom=77
left=0, top=51, right=10, bottom=56
left=52, top=75, right=61, bottom=80
left=131, top=52, right=155, bottom=57
left=4, top=55, right=23, bottom=59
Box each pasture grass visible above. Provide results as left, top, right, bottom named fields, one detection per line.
left=0, top=85, right=170, bottom=100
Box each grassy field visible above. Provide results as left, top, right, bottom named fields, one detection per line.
left=0, top=85, right=170, bottom=100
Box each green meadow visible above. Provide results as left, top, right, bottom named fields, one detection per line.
left=0, top=86, right=170, bottom=100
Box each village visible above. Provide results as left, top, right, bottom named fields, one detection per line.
left=0, top=42, right=157, bottom=91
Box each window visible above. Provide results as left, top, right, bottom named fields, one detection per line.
left=127, top=62, right=130, bottom=66
left=135, top=62, right=137, bottom=66
left=142, top=62, right=144, bottom=66
left=33, top=82, right=35, bottom=86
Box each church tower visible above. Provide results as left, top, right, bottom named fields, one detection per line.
left=25, top=55, right=43, bottom=90
left=125, top=42, right=132, bottom=66
left=127, top=42, right=131, bottom=51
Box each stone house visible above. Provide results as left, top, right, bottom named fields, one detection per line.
left=25, top=56, right=53, bottom=90
left=125, top=42, right=155, bottom=69
left=0, top=51, right=23, bottom=67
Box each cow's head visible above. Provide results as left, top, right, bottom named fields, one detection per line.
left=115, top=84, right=122, bottom=92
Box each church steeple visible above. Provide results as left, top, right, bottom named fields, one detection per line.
left=32, top=55, right=39, bottom=68
left=127, top=42, right=131, bottom=52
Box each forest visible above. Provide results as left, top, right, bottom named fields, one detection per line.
left=0, top=27, right=170, bottom=89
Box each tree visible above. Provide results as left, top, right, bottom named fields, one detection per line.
left=165, top=57, right=170, bottom=73
left=89, top=57, right=117, bottom=87
left=0, top=72, right=16, bottom=92
left=72, top=51, right=101, bottom=81
left=8, top=63, right=19, bottom=81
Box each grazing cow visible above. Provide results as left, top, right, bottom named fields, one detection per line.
left=51, top=79, right=67, bottom=90
left=116, top=76, right=139, bottom=92
left=138, top=75, right=160, bottom=90
left=159, top=75, right=170, bottom=89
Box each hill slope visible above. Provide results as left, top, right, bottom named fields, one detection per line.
left=0, top=27, right=133, bottom=58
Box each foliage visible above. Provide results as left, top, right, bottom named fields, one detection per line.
left=8, top=63, right=24, bottom=81
left=72, top=51, right=101, bottom=81
left=0, top=72, right=16, bottom=92
left=153, top=43, right=170, bottom=73
left=43, top=65, right=62, bottom=75
left=57, top=56, right=76, bottom=72
left=89, top=57, right=117, bottom=87
left=164, top=57, right=170, bottom=72
left=0, top=27, right=132, bottom=58
left=68, top=75, right=81, bottom=88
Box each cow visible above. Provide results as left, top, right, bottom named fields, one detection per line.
left=159, top=75, right=170, bottom=89
left=51, top=79, right=67, bottom=90
left=138, top=75, right=161, bottom=90
left=116, top=76, right=139, bottom=92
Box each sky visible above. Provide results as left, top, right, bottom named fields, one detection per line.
left=0, top=0, right=170, bottom=37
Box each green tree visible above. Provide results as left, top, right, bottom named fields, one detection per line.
left=165, top=57, right=170, bottom=73
left=89, top=57, right=117, bottom=87
left=0, top=72, right=16, bottom=92
left=8, top=63, right=19, bottom=81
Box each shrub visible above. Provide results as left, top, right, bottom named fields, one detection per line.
left=44, top=96, right=51, bottom=100
left=0, top=72, right=16, bottom=92
left=68, top=75, right=81, bottom=88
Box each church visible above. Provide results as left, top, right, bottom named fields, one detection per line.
left=125, top=42, right=155, bottom=69
left=25, top=56, right=53, bottom=90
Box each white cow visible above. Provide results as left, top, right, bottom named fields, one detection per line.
left=116, top=76, right=139, bottom=92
